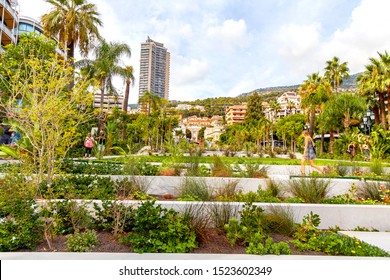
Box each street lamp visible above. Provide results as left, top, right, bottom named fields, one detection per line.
left=361, top=109, right=374, bottom=135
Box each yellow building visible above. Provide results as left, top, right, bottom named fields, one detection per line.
left=225, top=103, right=247, bottom=126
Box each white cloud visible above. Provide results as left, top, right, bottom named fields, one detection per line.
left=173, top=56, right=209, bottom=85
left=207, top=19, right=251, bottom=51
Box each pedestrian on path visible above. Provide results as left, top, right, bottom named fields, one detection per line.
left=301, top=130, right=323, bottom=175
left=84, top=132, right=95, bottom=158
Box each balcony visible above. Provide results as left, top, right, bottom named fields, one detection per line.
left=1, top=0, right=18, bottom=21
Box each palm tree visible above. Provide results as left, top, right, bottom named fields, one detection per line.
left=121, top=65, right=135, bottom=113
left=76, top=39, right=131, bottom=131
left=357, top=52, right=390, bottom=128
left=324, top=56, right=349, bottom=92
left=41, top=0, right=102, bottom=61
left=139, top=90, right=162, bottom=117
left=298, top=73, right=332, bottom=136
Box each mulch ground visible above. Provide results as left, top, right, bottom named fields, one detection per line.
left=19, top=229, right=325, bottom=256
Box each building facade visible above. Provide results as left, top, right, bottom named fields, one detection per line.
left=94, top=94, right=124, bottom=113
left=139, top=36, right=170, bottom=101
left=181, top=115, right=224, bottom=142
left=0, top=0, right=19, bottom=53
left=225, top=103, right=247, bottom=126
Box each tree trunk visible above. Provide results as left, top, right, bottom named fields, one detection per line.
left=67, top=42, right=75, bottom=91
left=121, top=80, right=131, bottom=140
left=377, top=91, right=387, bottom=128
left=387, top=86, right=390, bottom=128
left=98, top=79, right=105, bottom=132
left=329, top=128, right=334, bottom=154
left=309, top=108, right=316, bottom=137
left=373, top=104, right=380, bottom=125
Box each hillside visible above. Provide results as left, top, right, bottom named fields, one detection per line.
left=238, top=72, right=360, bottom=97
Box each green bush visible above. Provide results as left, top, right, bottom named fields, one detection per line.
left=224, top=203, right=292, bottom=255
left=0, top=174, right=43, bottom=251
left=93, top=200, right=135, bottom=236
left=66, top=230, right=99, bottom=252
left=121, top=200, right=197, bottom=253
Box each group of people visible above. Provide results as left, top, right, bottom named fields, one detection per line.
left=84, top=130, right=106, bottom=158
left=0, top=123, right=20, bottom=148
left=300, top=130, right=371, bottom=176
left=347, top=141, right=370, bottom=161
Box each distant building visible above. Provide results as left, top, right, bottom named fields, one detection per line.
left=181, top=115, right=224, bottom=142
left=0, top=0, right=19, bottom=54
left=176, top=104, right=205, bottom=111
left=225, top=103, right=247, bottom=126
left=264, top=91, right=303, bottom=121
left=94, top=94, right=124, bottom=113
left=139, top=36, right=170, bottom=101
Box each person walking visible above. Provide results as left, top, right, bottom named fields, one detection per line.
left=301, top=130, right=323, bottom=175
left=84, top=132, right=95, bottom=158
left=96, top=130, right=106, bottom=158
left=347, top=142, right=356, bottom=161
left=362, top=141, right=370, bottom=161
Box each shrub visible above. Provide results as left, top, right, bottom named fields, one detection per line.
left=42, top=200, right=94, bottom=235
left=0, top=174, right=43, bottom=251
left=224, top=203, right=292, bottom=255
left=288, top=178, right=331, bottom=203
left=66, top=230, right=99, bottom=252
left=93, top=201, right=135, bottom=237
left=121, top=200, right=197, bottom=253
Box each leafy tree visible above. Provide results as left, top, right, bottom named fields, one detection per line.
left=245, top=92, right=264, bottom=122
left=0, top=35, right=94, bottom=184
left=275, top=114, right=305, bottom=152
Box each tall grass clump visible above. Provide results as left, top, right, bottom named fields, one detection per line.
left=208, top=202, right=239, bottom=232
left=177, top=177, right=212, bottom=201
left=369, top=159, right=384, bottom=176
left=214, top=180, right=240, bottom=201
left=288, top=178, right=331, bottom=203
left=211, top=155, right=233, bottom=177
left=358, top=181, right=389, bottom=201
left=182, top=203, right=211, bottom=242
left=264, top=205, right=296, bottom=236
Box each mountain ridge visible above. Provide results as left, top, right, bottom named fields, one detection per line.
left=238, top=72, right=360, bottom=97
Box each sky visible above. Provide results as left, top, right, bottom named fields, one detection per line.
left=16, top=0, right=390, bottom=104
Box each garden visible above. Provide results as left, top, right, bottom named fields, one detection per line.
left=1, top=7, right=390, bottom=258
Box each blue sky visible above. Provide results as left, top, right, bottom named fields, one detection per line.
left=17, top=0, right=390, bottom=103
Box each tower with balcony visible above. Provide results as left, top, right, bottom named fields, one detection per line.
left=139, top=36, right=170, bottom=101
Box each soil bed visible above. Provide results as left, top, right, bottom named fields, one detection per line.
left=18, top=229, right=326, bottom=256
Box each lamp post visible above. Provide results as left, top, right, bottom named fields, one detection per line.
left=361, top=109, right=374, bottom=135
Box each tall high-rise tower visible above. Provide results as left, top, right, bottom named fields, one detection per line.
left=139, top=36, right=170, bottom=101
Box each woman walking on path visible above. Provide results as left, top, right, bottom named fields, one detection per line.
left=84, top=132, right=95, bottom=158
left=301, top=130, right=323, bottom=175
